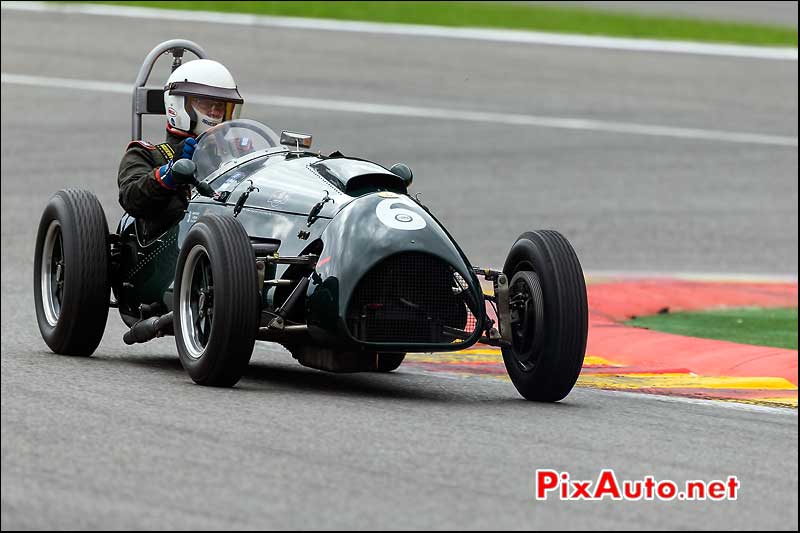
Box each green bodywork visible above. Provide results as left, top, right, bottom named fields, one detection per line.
left=112, top=148, right=485, bottom=351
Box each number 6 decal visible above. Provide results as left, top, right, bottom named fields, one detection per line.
left=375, top=197, right=427, bottom=230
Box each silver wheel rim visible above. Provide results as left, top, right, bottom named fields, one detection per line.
left=179, top=245, right=214, bottom=359
left=41, top=220, right=64, bottom=327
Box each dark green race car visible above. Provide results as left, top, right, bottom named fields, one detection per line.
left=33, top=40, right=587, bottom=401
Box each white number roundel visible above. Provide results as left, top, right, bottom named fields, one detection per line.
left=375, top=197, right=427, bottom=231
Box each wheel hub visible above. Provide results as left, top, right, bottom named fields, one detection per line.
left=507, top=270, right=545, bottom=371
left=41, top=220, right=64, bottom=327
left=179, top=245, right=215, bottom=360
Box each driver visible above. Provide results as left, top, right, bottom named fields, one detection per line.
left=117, top=59, right=243, bottom=238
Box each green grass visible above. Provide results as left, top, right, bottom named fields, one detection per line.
left=89, top=1, right=797, bottom=47
left=626, top=307, right=798, bottom=350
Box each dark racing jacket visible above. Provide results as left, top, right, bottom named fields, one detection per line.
left=117, top=130, right=194, bottom=239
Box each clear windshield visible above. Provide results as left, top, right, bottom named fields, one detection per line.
left=192, top=119, right=281, bottom=181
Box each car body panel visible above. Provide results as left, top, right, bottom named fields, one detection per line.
left=112, top=120, right=485, bottom=352
left=306, top=192, right=485, bottom=350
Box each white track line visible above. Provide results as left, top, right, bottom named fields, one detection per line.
left=1, top=1, right=796, bottom=61
left=2, top=73, right=797, bottom=148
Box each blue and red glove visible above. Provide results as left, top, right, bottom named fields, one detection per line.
left=154, top=160, right=176, bottom=190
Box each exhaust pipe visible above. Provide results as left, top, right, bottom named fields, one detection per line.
left=123, top=312, right=174, bottom=345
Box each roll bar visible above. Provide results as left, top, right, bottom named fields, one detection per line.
left=131, top=39, right=208, bottom=141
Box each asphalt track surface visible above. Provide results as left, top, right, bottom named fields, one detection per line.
left=1, top=6, right=798, bottom=530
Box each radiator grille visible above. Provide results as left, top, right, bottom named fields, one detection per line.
left=346, top=253, right=480, bottom=344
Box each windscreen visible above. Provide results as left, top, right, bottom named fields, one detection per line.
left=192, top=119, right=281, bottom=181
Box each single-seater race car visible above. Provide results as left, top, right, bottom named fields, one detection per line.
left=33, top=40, right=588, bottom=401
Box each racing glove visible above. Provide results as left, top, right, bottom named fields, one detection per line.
left=155, top=159, right=195, bottom=189
left=154, top=139, right=197, bottom=190
left=179, top=137, right=197, bottom=160
left=154, top=160, right=178, bottom=190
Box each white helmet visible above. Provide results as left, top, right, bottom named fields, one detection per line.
left=163, top=59, right=243, bottom=136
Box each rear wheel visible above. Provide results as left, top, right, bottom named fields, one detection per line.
left=33, top=189, right=110, bottom=355
left=501, top=230, right=587, bottom=402
left=174, top=214, right=259, bottom=387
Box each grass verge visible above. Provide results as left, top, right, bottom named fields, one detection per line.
left=626, top=307, right=798, bottom=350
left=88, top=1, right=798, bottom=47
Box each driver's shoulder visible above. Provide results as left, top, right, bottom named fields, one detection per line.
left=126, top=140, right=158, bottom=152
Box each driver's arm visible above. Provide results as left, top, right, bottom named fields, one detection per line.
left=117, top=142, right=178, bottom=218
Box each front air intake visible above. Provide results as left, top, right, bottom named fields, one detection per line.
left=346, top=252, right=480, bottom=344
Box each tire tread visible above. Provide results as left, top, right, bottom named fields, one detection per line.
left=174, top=214, right=259, bottom=387
left=34, top=189, right=109, bottom=356
left=502, top=230, right=587, bottom=401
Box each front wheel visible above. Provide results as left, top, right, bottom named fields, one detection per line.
left=173, top=214, right=260, bottom=387
left=33, top=189, right=110, bottom=355
left=501, top=230, right=587, bottom=402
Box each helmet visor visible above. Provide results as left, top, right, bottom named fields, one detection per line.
left=189, top=97, right=237, bottom=122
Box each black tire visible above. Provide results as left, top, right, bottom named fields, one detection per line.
left=374, top=352, right=406, bottom=372
left=173, top=214, right=259, bottom=387
left=501, top=230, right=587, bottom=402
left=33, top=189, right=110, bottom=355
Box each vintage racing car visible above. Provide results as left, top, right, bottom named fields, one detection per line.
left=33, top=40, right=588, bottom=401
